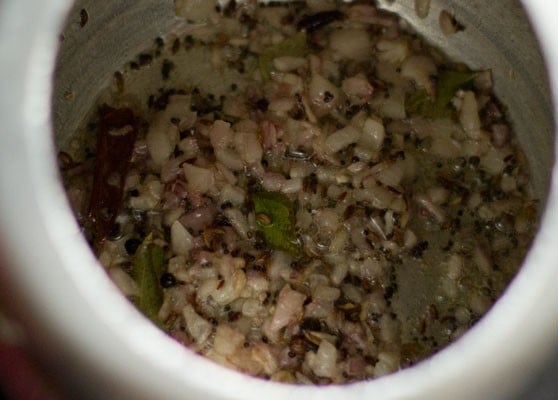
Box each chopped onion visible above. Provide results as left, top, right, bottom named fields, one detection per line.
left=183, top=163, right=215, bottom=194
left=306, top=340, right=338, bottom=378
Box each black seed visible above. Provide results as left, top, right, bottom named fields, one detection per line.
left=255, top=98, right=269, bottom=111
left=138, top=53, right=153, bottom=66
left=160, top=272, right=177, bottom=288
left=323, top=91, right=334, bottom=103
left=172, top=38, right=181, bottom=54
left=161, top=60, right=175, bottom=81
left=124, top=238, right=142, bottom=255
left=79, top=9, right=89, bottom=28
left=468, top=156, right=480, bottom=166
left=107, top=223, right=122, bottom=241
left=411, top=240, right=429, bottom=258
left=220, top=201, right=233, bottom=210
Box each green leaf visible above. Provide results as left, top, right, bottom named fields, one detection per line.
left=133, top=234, right=165, bottom=326
left=252, top=191, right=302, bottom=256
left=258, top=32, right=309, bottom=82
left=406, top=70, right=478, bottom=118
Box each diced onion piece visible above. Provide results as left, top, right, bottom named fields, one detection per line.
left=215, top=148, right=245, bottom=171
left=224, top=208, right=250, bottom=239
left=359, top=117, right=385, bottom=152
left=401, top=55, right=437, bottom=96
left=376, top=38, right=409, bottom=64
left=214, top=325, right=245, bottom=356
left=219, top=184, right=245, bottom=206
left=108, top=267, right=138, bottom=297
left=171, top=220, right=194, bottom=257
left=183, top=304, right=212, bottom=344
left=234, top=131, right=262, bottom=164
left=209, top=120, right=232, bottom=150
left=480, top=148, right=506, bottom=175
left=183, top=163, right=214, bottom=194
left=268, top=284, right=306, bottom=333
left=329, top=28, right=371, bottom=61
left=146, top=115, right=179, bottom=168
left=342, top=74, right=374, bottom=105
left=308, top=74, right=340, bottom=117
left=307, top=340, right=338, bottom=378
left=324, top=126, right=361, bottom=154
left=212, top=256, right=246, bottom=306
left=374, top=352, right=400, bottom=377
left=273, top=56, right=307, bottom=72
left=459, top=91, right=481, bottom=139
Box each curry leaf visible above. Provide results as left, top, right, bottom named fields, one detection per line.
left=406, top=70, right=478, bottom=118
left=258, top=32, right=309, bottom=82
left=252, top=191, right=302, bottom=256
left=133, top=234, right=165, bottom=326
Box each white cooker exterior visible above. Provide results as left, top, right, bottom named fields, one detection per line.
left=0, top=1, right=557, bottom=399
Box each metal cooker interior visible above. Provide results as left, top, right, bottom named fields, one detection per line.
left=0, top=0, right=556, bottom=399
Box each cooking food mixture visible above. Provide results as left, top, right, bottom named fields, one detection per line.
left=60, top=0, right=538, bottom=384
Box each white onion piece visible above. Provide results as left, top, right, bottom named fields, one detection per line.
left=491, top=124, right=509, bottom=148
left=376, top=38, right=409, bottom=64
left=374, top=352, right=399, bottom=377
left=212, top=256, right=246, bottom=306
left=342, top=74, right=374, bottom=105
left=161, top=155, right=187, bottom=183
left=306, top=340, right=338, bottom=378
left=164, top=95, right=197, bottom=130
left=415, top=193, right=447, bottom=224
left=329, top=28, right=371, bottom=61
left=219, top=184, right=245, bottom=206
left=215, top=148, right=244, bottom=171
left=315, top=208, right=340, bottom=235
left=401, top=55, right=437, bottom=96
left=178, top=137, right=200, bottom=159
left=281, top=178, right=303, bottom=194
left=108, top=267, right=138, bottom=297
left=183, top=304, right=212, bottom=345
left=475, top=70, right=494, bottom=90
left=179, top=205, right=215, bottom=235
left=171, top=220, right=194, bottom=258
left=146, top=115, right=179, bottom=168
left=234, top=131, right=262, bottom=164
left=308, top=74, right=340, bottom=117
left=214, top=325, right=245, bottom=356
left=459, top=91, right=481, bottom=140
left=183, top=163, right=214, bottom=194
left=226, top=94, right=250, bottom=117
left=480, top=148, right=506, bottom=175
left=273, top=56, right=307, bottom=72
left=324, top=126, right=361, bottom=154
left=268, top=285, right=306, bottom=333
left=209, top=120, right=232, bottom=150
left=224, top=208, right=250, bottom=239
